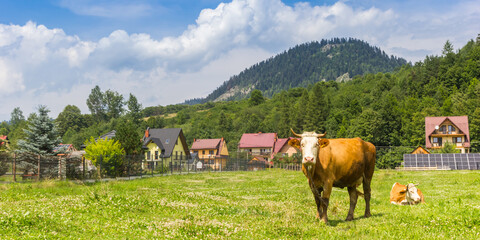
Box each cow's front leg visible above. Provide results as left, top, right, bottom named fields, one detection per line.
left=320, top=182, right=333, bottom=224
left=346, top=186, right=358, bottom=221
left=313, top=187, right=324, bottom=219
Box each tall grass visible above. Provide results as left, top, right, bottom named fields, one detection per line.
left=0, top=170, right=479, bottom=239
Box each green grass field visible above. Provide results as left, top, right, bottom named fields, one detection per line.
left=0, top=169, right=479, bottom=239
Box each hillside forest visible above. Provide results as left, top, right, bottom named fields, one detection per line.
left=1, top=38, right=480, bottom=169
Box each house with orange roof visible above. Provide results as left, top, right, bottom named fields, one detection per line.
left=190, top=138, right=229, bottom=170
left=425, top=116, right=470, bottom=153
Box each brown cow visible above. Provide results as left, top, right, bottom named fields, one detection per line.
left=390, top=182, right=425, bottom=205
left=288, top=129, right=376, bottom=223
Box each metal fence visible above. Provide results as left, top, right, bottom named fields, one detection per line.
left=0, top=153, right=268, bottom=183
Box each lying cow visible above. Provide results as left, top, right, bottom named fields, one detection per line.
left=288, top=129, right=376, bottom=223
left=390, top=182, right=425, bottom=205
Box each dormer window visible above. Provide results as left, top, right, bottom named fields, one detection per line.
left=448, top=125, right=455, bottom=133
left=166, top=139, right=170, bottom=144
left=439, top=125, right=446, bottom=133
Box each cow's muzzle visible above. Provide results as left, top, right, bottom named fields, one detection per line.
left=303, top=157, right=315, bottom=164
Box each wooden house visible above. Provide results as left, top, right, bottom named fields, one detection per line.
left=425, top=116, right=470, bottom=153
left=190, top=138, right=229, bottom=170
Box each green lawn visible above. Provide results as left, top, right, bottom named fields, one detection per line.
left=0, top=169, right=479, bottom=239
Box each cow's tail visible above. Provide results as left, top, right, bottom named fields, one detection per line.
left=357, top=190, right=364, bottom=198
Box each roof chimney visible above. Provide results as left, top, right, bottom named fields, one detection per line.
left=145, top=128, right=150, bottom=138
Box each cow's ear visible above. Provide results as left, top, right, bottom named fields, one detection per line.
left=400, top=188, right=407, bottom=193
left=288, top=139, right=300, bottom=149
left=318, top=139, right=329, bottom=148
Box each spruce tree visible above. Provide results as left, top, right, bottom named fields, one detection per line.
left=17, top=105, right=62, bottom=155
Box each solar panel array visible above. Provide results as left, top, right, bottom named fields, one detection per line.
left=403, top=153, right=480, bottom=170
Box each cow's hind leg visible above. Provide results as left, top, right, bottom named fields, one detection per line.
left=363, top=177, right=372, bottom=218
left=346, top=186, right=358, bottom=221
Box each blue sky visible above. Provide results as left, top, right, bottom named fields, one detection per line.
left=0, top=0, right=479, bottom=121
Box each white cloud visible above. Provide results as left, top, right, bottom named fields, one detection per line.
left=0, top=0, right=479, bottom=121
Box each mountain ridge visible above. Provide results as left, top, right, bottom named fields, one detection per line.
left=184, top=38, right=408, bottom=105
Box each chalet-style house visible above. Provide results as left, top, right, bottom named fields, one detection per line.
left=190, top=138, right=229, bottom=169
left=142, top=128, right=190, bottom=167
left=425, top=116, right=470, bottom=153
left=238, top=132, right=277, bottom=161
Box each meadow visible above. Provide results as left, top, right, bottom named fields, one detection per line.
left=0, top=169, right=479, bottom=239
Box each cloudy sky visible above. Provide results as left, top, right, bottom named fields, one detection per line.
left=0, top=0, right=479, bottom=121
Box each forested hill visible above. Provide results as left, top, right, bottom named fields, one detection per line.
left=186, top=38, right=407, bottom=104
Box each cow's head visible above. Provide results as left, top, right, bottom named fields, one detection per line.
left=288, top=129, right=328, bottom=166
left=405, top=183, right=421, bottom=204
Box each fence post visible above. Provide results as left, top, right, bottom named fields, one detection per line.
left=13, top=153, right=16, bottom=182
left=99, top=155, right=102, bottom=179
left=82, top=156, right=86, bottom=180
left=170, top=156, right=173, bottom=175
left=37, top=154, right=41, bottom=181
left=58, top=156, right=62, bottom=180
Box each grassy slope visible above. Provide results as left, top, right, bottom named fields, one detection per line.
left=0, top=170, right=479, bottom=239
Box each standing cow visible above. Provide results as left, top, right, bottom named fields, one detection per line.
left=390, top=182, right=425, bottom=205
left=288, top=129, right=376, bottom=223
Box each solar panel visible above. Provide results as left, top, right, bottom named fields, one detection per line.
left=403, top=153, right=480, bottom=170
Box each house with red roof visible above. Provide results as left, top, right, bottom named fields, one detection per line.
left=190, top=138, right=229, bottom=169
left=425, top=116, right=470, bottom=153
left=238, top=132, right=277, bottom=161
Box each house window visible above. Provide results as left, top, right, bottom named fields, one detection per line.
left=448, top=125, right=456, bottom=133
left=202, top=150, right=205, bottom=155
left=209, top=150, right=214, bottom=155
left=166, top=139, right=170, bottom=144
left=439, top=125, right=446, bottom=133
left=453, top=137, right=462, bottom=143
left=433, top=137, right=438, bottom=143
left=147, top=151, right=151, bottom=160
left=155, top=151, right=158, bottom=160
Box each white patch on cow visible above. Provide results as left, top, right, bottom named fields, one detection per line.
left=406, top=183, right=421, bottom=204
left=299, top=134, right=320, bottom=165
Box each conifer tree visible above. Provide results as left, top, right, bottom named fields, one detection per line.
left=17, top=105, right=61, bottom=155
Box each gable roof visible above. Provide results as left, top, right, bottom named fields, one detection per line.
left=191, top=138, right=221, bottom=150
left=238, top=133, right=277, bottom=148
left=425, top=116, right=470, bottom=148
left=273, top=137, right=293, bottom=154
left=191, top=138, right=228, bottom=157
left=143, top=128, right=190, bottom=158
left=54, top=144, right=76, bottom=152
left=98, top=130, right=116, bottom=140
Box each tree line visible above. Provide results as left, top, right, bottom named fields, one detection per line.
left=1, top=38, right=479, bottom=169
